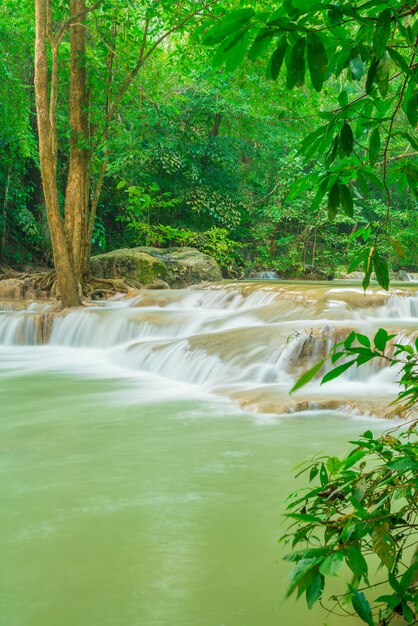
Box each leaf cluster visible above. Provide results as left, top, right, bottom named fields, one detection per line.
left=282, top=424, right=418, bottom=625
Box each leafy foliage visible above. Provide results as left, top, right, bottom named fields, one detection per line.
left=287, top=329, right=418, bottom=623
left=282, top=423, right=418, bottom=625
left=201, top=1, right=418, bottom=288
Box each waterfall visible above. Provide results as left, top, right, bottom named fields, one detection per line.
left=0, top=283, right=416, bottom=416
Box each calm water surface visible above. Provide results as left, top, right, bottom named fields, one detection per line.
left=1, top=282, right=414, bottom=626
left=0, top=367, right=384, bottom=626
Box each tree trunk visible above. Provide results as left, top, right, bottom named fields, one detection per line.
left=64, top=0, right=88, bottom=282
left=34, top=0, right=80, bottom=307
left=1, top=166, right=11, bottom=261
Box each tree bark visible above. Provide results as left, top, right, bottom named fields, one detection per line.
left=1, top=166, right=11, bottom=261
left=34, top=0, right=80, bottom=307
left=64, top=0, right=88, bottom=281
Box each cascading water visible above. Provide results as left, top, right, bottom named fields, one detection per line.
left=0, top=281, right=416, bottom=626
left=0, top=283, right=416, bottom=416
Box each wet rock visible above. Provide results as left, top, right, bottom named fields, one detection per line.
left=91, top=247, right=222, bottom=288
left=0, top=279, right=24, bottom=299
left=143, top=279, right=170, bottom=290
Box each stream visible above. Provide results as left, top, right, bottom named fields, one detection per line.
left=0, top=281, right=417, bottom=626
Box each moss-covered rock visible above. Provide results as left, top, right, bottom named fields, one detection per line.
left=91, top=247, right=222, bottom=288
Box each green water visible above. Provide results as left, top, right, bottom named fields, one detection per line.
left=0, top=369, right=383, bottom=626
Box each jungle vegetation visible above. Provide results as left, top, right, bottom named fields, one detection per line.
left=1, top=2, right=418, bottom=623
left=1, top=1, right=417, bottom=305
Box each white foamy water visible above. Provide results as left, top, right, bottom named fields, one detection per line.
left=0, top=282, right=416, bottom=415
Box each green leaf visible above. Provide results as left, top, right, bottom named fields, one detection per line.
left=328, top=181, right=340, bottom=220
left=290, top=358, right=326, bottom=393
left=321, top=359, right=356, bottom=384
left=387, top=457, right=418, bottom=472
left=224, top=31, right=250, bottom=72
left=356, top=334, right=371, bottom=348
left=287, top=38, right=306, bottom=89
left=268, top=37, right=287, bottom=80
left=406, top=92, right=418, bottom=128
left=402, top=132, right=418, bottom=151
left=366, top=60, right=378, bottom=95
left=373, top=249, right=389, bottom=290
left=338, top=90, right=348, bottom=108
left=349, top=586, right=374, bottom=626
left=372, top=522, right=396, bottom=570
left=402, top=602, right=415, bottom=625
left=340, top=123, right=353, bottom=156
left=388, top=48, right=411, bottom=76
left=343, top=448, right=367, bottom=470
left=202, top=9, right=255, bottom=45
left=116, top=180, right=126, bottom=189
left=369, top=128, right=380, bottom=167
left=348, top=248, right=367, bottom=273
left=319, top=552, right=343, bottom=577
left=248, top=29, right=275, bottom=61
left=306, top=571, right=323, bottom=609
left=374, top=328, right=389, bottom=351
left=319, top=463, right=328, bottom=486
left=339, top=183, right=354, bottom=217
left=401, top=562, right=418, bottom=592
left=344, top=331, right=356, bottom=349
left=287, top=513, right=324, bottom=523
left=345, top=546, right=368, bottom=577
left=307, top=32, right=327, bottom=92
left=362, top=170, right=384, bottom=189
left=362, top=246, right=374, bottom=291
left=373, top=8, right=392, bottom=58
left=350, top=56, right=366, bottom=81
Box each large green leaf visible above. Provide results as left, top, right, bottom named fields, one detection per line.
left=307, top=32, right=327, bottom=92
left=369, top=128, right=380, bottom=167
left=321, top=359, right=356, bottom=383
left=305, top=571, right=323, bottom=609
left=248, top=29, right=275, bottom=61
left=339, top=183, right=353, bottom=217
left=319, top=552, right=343, bottom=577
left=202, top=9, right=255, bottom=45
left=406, top=92, right=418, bottom=128
left=344, top=546, right=368, bottom=577
left=224, top=31, right=251, bottom=72
left=290, top=358, right=326, bottom=393
left=373, top=249, right=389, bottom=290
left=268, top=37, right=287, bottom=80
left=373, top=8, right=392, bottom=58
left=327, top=181, right=340, bottom=220
left=286, top=38, right=306, bottom=89
left=374, top=328, right=389, bottom=351
left=349, top=586, right=374, bottom=626
left=340, top=122, right=353, bottom=155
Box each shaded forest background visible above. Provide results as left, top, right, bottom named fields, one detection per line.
left=1, top=0, right=417, bottom=279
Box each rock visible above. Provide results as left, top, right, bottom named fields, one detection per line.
left=91, top=247, right=222, bottom=288
left=397, top=270, right=409, bottom=281
left=0, top=278, right=24, bottom=299
left=143, top=279, right=170, bottom=290
left=90, top=248, right=167, bottom=285
left=249, top=270, right=279, bottom=280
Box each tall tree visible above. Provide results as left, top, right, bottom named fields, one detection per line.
left=34, top=0, right=214, bottom=307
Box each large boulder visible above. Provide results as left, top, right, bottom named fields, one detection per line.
left=91, top=247, right=222, bottom=288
